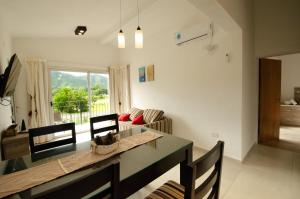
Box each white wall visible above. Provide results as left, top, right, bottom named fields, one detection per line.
left=254, top=0, right=300, bottom=57
left=0, top=14, right=12, bottom=132
left=0, top=28, right=11, bottom=70
left=12, top=37, right=119, bottom=129
left=217, top=0, right=257, bottom=160
left=120, top=0, right=244, bottom=160
left=273, top=53, right=300, bottom=102
left=13, top=38, right=119, bottom=67
left=8, top=0, right=256, bottom=160
left=0, top=14, right=13, bottom=159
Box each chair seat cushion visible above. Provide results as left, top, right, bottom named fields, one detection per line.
left=145, top=180, right=185, bottom=199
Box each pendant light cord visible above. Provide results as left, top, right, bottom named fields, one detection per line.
left=120, top=0, right=122, bottom=30
left=137, top=0, right=140, bottom=26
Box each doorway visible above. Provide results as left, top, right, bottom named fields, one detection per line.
left=50, top=70, right=110, bottom=134
left=259, top=53, right=300, bottom=152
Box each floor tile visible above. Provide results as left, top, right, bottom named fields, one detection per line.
left=280, top=126, right=300, bottom=143
left=223, top=165, right=293, bottom=199
left=130, top=144, right=299, bottom=199
left=243, top=144, right=294, bottom=172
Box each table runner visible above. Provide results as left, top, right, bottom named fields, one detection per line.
left=0, top=130, right=162, bottom=198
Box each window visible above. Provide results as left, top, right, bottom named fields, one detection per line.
left=50, top=69, right=110, bottom=133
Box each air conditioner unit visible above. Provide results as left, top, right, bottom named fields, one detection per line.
left=175, top=23, right=212, bottom=46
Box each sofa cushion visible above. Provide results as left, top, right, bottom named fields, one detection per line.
left=129, top=107, right=144, bottom=121
left=132, top=115, right=145, bottom=125
left=143, top=109, right=164, bottom=123
left=119, top=113, right=130, bottom=121
left=119, top=121, right=143, bottom=132
left=119, top=121, right=134, bottom=128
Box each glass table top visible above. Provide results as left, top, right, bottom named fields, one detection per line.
left=0, top=127, right=192, bottom=198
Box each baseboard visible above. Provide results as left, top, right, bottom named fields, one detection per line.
left=241, top=142, right=256, bottom=162
left=193, top=144, right=242, bottom=162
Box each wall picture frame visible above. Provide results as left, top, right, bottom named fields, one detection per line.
left=139, top=66, right=146, bottom=82
left=147, top=64, right=154, bottom=81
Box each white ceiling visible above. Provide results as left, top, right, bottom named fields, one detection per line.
left=0, top=0, right=158, bottom=38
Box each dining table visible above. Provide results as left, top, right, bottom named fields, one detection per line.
left=0, top=127, right=193, bottom=199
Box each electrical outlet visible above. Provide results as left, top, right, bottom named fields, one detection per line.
left=211, top=132, right=219, bottom=138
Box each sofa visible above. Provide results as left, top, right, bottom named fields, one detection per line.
left=119, top=108, right=172, bottom=134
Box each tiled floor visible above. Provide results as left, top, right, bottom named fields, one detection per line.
left=75, top=131, right=300, bottom=198
left=129, top=144, right=300, bottom=199
left=262, top=126, right=300, bottom=153
left=280, top=126, right=300, bottom=144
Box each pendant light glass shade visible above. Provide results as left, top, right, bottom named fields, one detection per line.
left=118, top=30, right=125, bottom=48
left=135, top=26, right=143, bottom=48
left=118, top=0, right=125, bottom=48
left=135, top=0, right=143, bottom=49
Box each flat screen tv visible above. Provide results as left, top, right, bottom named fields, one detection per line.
left=0, top=54, right=22, bottom=98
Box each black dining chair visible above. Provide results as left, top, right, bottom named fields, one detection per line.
left=29, top=123, right=76, bottom=154
left=35, top=162, right=120, bottom=199
left=90, top=113, right=119, bottom=140
left=146, top=141, right=224, bottom=199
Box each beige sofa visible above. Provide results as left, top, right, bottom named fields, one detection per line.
left=119, top=116, right=172, bottom=134
left=119, top=108, right=172, bottom=134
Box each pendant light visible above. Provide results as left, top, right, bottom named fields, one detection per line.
left=118, top=0, right=125, bottom=48
left=135, top=0, right=143, bottom=48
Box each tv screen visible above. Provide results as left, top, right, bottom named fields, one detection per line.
left=0, top=54, right=22, bottom=98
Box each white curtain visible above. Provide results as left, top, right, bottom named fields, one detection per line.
left=26, top=59, right=52, bottom=143
left=109, top=65, right=131, bottom=114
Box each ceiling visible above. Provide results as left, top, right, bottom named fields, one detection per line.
left=0, top=0, right=158, bottom=38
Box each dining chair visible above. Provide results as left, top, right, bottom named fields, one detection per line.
left=35, top=162, right=120, bottom=199
left=90, top=113, right=119, bottom=140
left=29, top=123, right=76, bottom=154
left=146, top=141, right=224, bottom=199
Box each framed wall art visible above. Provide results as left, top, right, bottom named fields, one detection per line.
left=147, top=64, right=154, bottom=81
left=139, top=66, right=146, bottom=82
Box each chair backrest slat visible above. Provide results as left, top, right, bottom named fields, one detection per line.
left=207, top=188, right=217, bottom=199
left=92, top=125, right=119, bottom=134
left=35, top=162, right=120, bottom=199
left=192, top=142, right=222, bottom=178
left=194, top=167, right=218, bottom=198
left=29, top=123, right=76, bottom=154
left=29, top=123, right=75, bottom=136
left=90, top=114, right=119, bottom=140
left=184, top=141, right=224, bottom=199
left=33, top=138, right=75, bottom=152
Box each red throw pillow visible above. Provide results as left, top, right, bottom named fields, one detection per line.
left=132, top=115, right=145, bottom=125
left=119, top=113, right=130, bottom=121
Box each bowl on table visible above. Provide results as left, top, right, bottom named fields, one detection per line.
left=90, top=133, right=120, bottom=155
